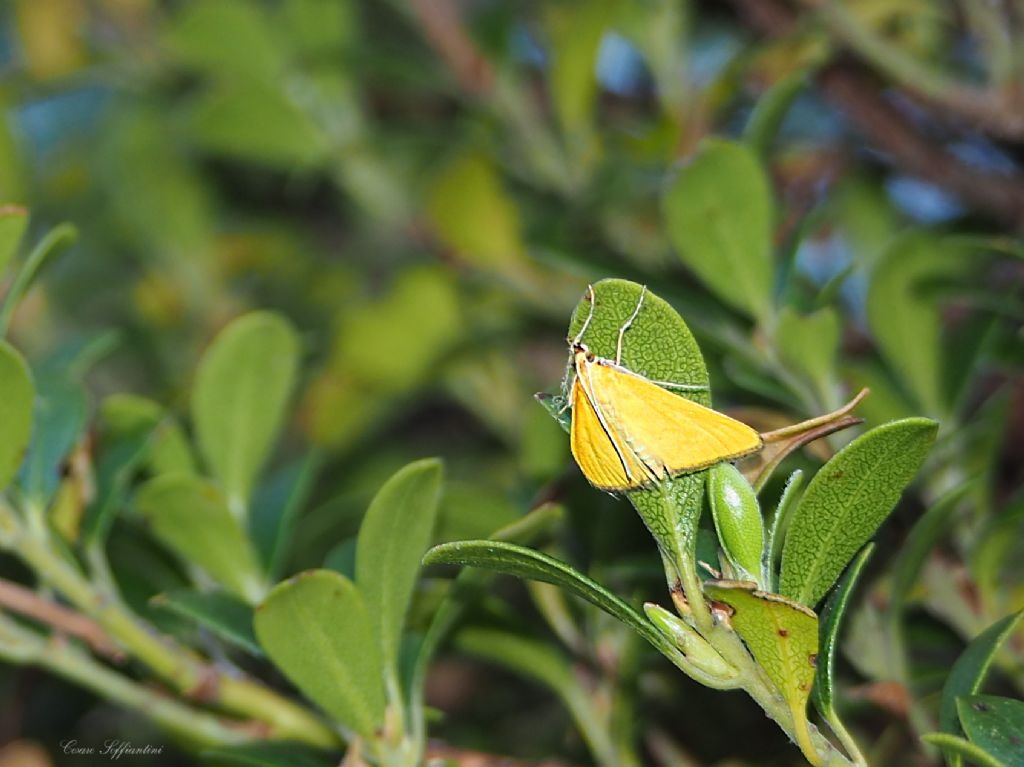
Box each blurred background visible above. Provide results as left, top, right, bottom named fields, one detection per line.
left=0, top=1, right=1022, bottom=765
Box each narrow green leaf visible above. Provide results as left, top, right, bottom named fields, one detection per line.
left=744, top=71, right=810, bottom=158
left=0, top=223, right=77, bottom=337
left=922, top=733, right=1006, bottom=767
left=0, top=205, right=28, bottom=275
left=643, top=602, right=737, bottom=680
left=192, top=311, right=299, bottom=518
left=663, top=140, right=775, bottom=321
left=0, top=341, right=33, bottom=491
left=250, top=453, right=321, bottom=579
left=780, top=418, right=938, bottom=607
left=764, top=469, right=804, bottom=591
left=703, top=580, right=819, bottom=725
left=19, top=373, right=87, bottom=506
left=776, top=306, right=840, bottom=389
left=939, top=611, right=1024, bottom=761
left=545, top=1, right=612, bottom=138
left=136, top=474, right=265, bottom=604
left=708, top=462, right=764, bottom=583
left=867, top=233, right=966, bottom=415
left=355, top=458, right=443, bottom=676
left=812, top=543, right=874, bottom=723
left=151, top=588, right=261, bottom=656
left=423, top=540, right=674, bottom=658
left=958, top=696, right=1024, bottom=766
left=202, top=742, right=334, bottom=767
left=254, top=569, right=385, bottom=739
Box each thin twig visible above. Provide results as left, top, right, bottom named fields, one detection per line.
left=408, top=0, right=494, bottom=95
left=0, top=577, right=121, bottom=660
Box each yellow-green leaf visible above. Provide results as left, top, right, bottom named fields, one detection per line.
left=0, top=341, right=33, bottom=490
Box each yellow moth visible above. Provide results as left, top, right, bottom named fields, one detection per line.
left=566, top=285, right=762, bottom=491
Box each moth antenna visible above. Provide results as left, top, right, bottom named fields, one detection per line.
left=570, top=284, right=597, bottom=347
left=616, top=285, right=647, bottom=364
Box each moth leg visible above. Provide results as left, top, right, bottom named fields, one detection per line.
left=569, top=284, right=597, bottom=347
left=616, top=285, right=647, bottom=365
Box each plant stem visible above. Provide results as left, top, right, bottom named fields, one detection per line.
left=7, top=523, right=340, bottom=749
left=0, top=616, right=250, bottom=749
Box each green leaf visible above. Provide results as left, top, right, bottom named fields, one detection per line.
left=922, top=734, right=1006, bottom=767
left=812, top=543, right=874, bottom=725
left=958, top=696, right=1024, bottom=766
left=254, top=569, right=384, bottom=738
left=662, top=140, right=775, bottom=321
left=545, top=1, right=613, bottom=138
left=203, top=741, right=335, bottom=767
left=250, top=453, right=321, bottom=579
left=423, top=540, right=676, bottom=658
left=20, top=372, right=87, bottom=506
left=355, top=458, right=443, bottom=675
left=939, top=611, right=1024, bottom=764
left=704, top=580, right=819, bottom=723
left=708, top=462, right=764, bottom=583
left=151, top=588, right=261, bottom=656
left=136, top=475, right=265, bottom=604
left=0, top=341, right=33, bottom=491
left=192, top=311, right=299, bottom=518
left=82, top=394, right=164, bottom=544
left=780, top=418, right=938, bottom=607
left=776, top=306, right=840, bottom=389
left=643, top=602, right=737, bottom=680
left=0, top=223, right=77, bottom=337
left=168, top=0, right=284, bottom=80
left=0, top=205, right=28, bottom=275
left=744, top=71, right=810, bottom=158
left=764, top=469, right=804, bottom=591
left=867, top=233, right=967, bottom=416
left=563, top=279, right=710, bottom=585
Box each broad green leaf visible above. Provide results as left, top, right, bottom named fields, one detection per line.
left=0, top=205, right=28, bottom=275
left=423, top=540, right=677, bottom=659
left=776, top=306, right=840, bottom=389
left=663, top=140, right=774, bottom=322
left=0, top=223, right=76, bottom=337
left=867, top=233, right=966, bottom=416
left=921, top=734, right=1005, bottom=767
left=82, top=394, right=163, bottom=544
left=250, top=453, right=321, bottom=579
left=957, top=696, right=1024, bottom=766
left=136, top=475, right=265, bottom=604
left=355, top=458, right=443, bottom=674
left=151, top=588, right=261, bottom=656
left=812, top=543, right=874, bottom=725
left=744, top=71, right=810, bottom=157
left=254, top=569, right=384, bottom=738
left=563, top=280, right=710, bottom=586
left=780, top=418, right=938, bottom=607
left=168, top=0, right=284, bottom=80
left=545, top=1, right=612, bottom=138
left=939, top=611, right=1024, bottom=765
left=703, top=580, right=819, bottom=726
left=0, top=341, right=33, bottom=491
left=425, top=152, right=528, bottom=272
left=192, top=311, right=299, bottom=518
left=202, top=743, right=334, bottom=767
left=708, top=462, right=764, bottom=583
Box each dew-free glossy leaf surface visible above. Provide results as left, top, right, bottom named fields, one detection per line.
left=780, top=418, right=937, bottom=607
left=192, top=311, right=299, bottom=517
left=703, top=580, right=819, bottom=722
left=812, top=543, right=874, bottom=723
left=355, top=458, right=443, bottom=673
left=255, top=569, right=384, bottom=739
left=152, top=588, right=261, bottom=656
left=136, top=474, right=265, bottom=603
left=939, top=610, right=1024, bottom=760
left=957, top=695, right=1024, bottom=766
left=0, top=341, right=33, bottom=490
left=709, top=462, right=764, bottom=583
left=663, top=140, right=774, bottom=321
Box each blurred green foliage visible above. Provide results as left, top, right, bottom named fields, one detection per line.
left=0, top=0, right=1022, bottom=766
